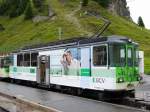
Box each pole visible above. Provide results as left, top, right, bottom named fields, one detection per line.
left=58, top=27, right=62, bottom=40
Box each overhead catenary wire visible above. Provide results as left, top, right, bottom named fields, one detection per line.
left=89, top=17, right=111, bottom=38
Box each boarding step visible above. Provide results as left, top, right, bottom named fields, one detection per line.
left=37, top=83, right=50, bottom=88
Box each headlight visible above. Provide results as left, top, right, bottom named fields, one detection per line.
left=117, top=77, right=124, bottom=83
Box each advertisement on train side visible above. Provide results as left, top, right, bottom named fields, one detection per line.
left=50, top=48, right=81, bottom=76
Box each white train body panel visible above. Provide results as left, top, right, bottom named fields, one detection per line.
left=38, top=49, right=117, bottom=90
left=9, top=66, right=37, bottom=81
left=50, top=76, right=116, bottom=90
left=139, top=51, right=144, bottom=75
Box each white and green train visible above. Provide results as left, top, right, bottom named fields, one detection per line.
left=1, top=36, right=141, bottom=93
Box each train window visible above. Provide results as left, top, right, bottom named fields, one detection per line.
left=17, top=54, right=23, bottom=66
left=0, top=56, right=13, bottom=68
left=109, top=45, right=125, bottom=67
left=24, top=53, right=30, bottom=66
left=133, top=46, right=139, bottom=67
left=128, top=49, right=132, bottom=58
left=120, top=49, right=125, bottom=58
left=0, top=58, right=1, bottom=67
left=17, top=53, right=38, bottom=67
left=93, top=46, right=107, bottom=66
left=134, top=48, right=139, bottom=66
left=0, top=58, right=4, bottom=67
left=31, top=53, right=38, bottom=67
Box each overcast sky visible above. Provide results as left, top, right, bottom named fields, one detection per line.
left=127, top=0, right=150, bottom=29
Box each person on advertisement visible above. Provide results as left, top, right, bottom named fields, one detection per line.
left=60, top=49, right=80, bottom=76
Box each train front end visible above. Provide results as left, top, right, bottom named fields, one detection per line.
left=109, top=38, right=140, bottom=91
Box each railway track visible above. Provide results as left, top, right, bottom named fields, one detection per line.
left=0, top=107, right=8, bottom=112
left=1, top=79, right=150, bottom=111
left=121, top=97, right=150, bottom=110
left=0, top=81, right=147, bottom=112
left=109, top=85, right=150, bottom=111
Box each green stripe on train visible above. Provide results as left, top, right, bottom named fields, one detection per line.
left=10, top=66, right=115, bottom=78
left=50, top=68, right=115, bottom=77
left=0, top=68, right=9, bottom=77
left=10, top=66, right=36, bottom=74
left=80, top=68, right=90, bottom=76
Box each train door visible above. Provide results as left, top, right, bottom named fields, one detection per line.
left=80, top=47, right=91, bottom=88
left=126, top=45, right=134, bottom=82
left=37, top=55, right=50, bottom=85
left=80, top=47, right=91, bottom=76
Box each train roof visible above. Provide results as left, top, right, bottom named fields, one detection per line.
left=14, top=35, right=138, bottom=53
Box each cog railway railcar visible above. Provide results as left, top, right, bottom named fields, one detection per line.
left=0, top=35, right=140, bottom=93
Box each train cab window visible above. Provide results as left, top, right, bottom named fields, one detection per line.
left=31, top=53, right=38, bottom=67
left=93, top=46, right=107, bottom=66
left=134, top=47, right=139, bottom=66
left=109, top=45, right=126, bottom=67
left=128, top=48, right=133, bottom=66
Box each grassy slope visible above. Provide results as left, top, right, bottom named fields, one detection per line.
left=0, top=0, right=149, bottom=74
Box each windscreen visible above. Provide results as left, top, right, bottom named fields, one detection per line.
left=134, top=46, right=139, bottom=67
left=109, top=44, right=126, bottom=67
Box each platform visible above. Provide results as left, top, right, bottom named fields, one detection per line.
left=135, top=74, right=150, bottom=102
left=0, top=81, right=145, bottom=112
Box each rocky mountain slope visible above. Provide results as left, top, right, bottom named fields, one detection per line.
left=0, top=0, right=149, bottom=73
left=108, top=0, right=131, bottom=19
